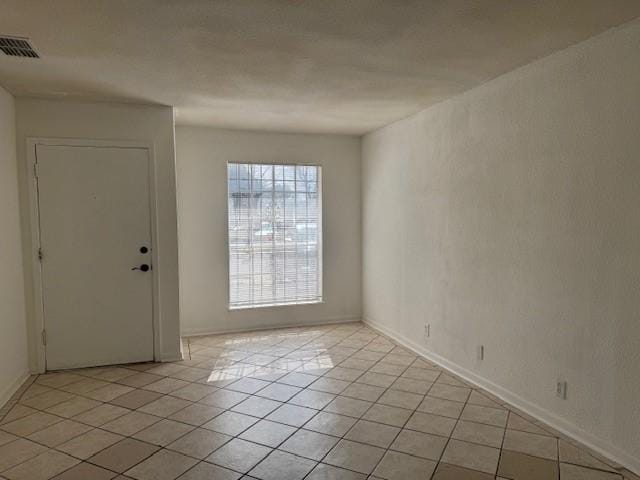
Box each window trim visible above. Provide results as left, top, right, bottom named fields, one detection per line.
left=225, top=161, right=323, bottom=310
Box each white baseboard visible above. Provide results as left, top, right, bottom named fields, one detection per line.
left=363, top=317, right=640, bottom=476
left=181, top=316, right=362, bottom=337
left=0, top=370, right=30, bottom=410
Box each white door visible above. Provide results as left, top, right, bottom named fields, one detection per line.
left=36, top=144, right=154, bottom=370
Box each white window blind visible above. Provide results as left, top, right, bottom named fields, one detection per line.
left=227, top=163, right=322, bottom=309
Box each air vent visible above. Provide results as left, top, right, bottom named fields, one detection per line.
left=0, top=36, right=39, bottom=58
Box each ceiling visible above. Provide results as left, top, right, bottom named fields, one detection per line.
left=1, top=1, right=639, bottom=135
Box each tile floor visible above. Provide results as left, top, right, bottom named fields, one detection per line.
left=0, top=322, right=637, bottom=480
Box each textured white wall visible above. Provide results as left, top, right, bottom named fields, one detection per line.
left=176, top=126, right=361, bottom=335
left=15, top=98, right=182, bottom=365
left=362, top=20, right=640, bottom=470
left=0, top=86, right=28, bottom=405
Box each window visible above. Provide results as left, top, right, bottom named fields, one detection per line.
left=227, top=163, right=322, bottom=308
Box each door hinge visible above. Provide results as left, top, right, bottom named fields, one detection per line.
left=41, top=329, right=47, bottom=346
left=38, top=248, right=43, bottom=262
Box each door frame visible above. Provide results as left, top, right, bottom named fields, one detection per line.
left=26, top=137, right=161, bottom=373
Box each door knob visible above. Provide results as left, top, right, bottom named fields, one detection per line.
left=132, top=264, right=151, bottom=272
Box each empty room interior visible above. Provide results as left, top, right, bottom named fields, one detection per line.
left=1, top=1, right=639, bottom=479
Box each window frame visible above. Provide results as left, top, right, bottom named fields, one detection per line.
left=225, top=161, right=323, bottom=310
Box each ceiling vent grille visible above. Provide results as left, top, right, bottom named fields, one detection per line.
left=0, top=36, right=39, bottom=58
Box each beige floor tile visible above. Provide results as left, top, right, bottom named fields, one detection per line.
left=168, top=428, right=231, bottom=459
left=560, top=463, right=623, bottom=479
left=441, top=439, right=500, bottom=475
left=2, top=325, right=628, bottom=480
left=143, top=378, right=190, bottom=395
left=36, top=373, right=84, bottom=389
left=339, top=358, right=377, bottom=371
left=498, top=450, right=559, bottom=479
left=369, top=362, right=405, bottom=376
left=248, top=366, right=287, bottom=382
left=226, top=377, right=271, bottom=394
left=344, top=419, right=400, bottom=448
left=202, top=411, right=258, bottom=435
left=341, top=383, right=385, bottom=402
left=280, top=429, right=339, bottom=460
left=0, top=438, right=48, bottom=471
left=169, top=384, right=217, bottom=402
left=507, top=412, right=552, bottom=436
left=362, top=404, right=412, bottom=427
left=432, top=462, right=495, bottom=479
left=109, top=389, right=163, bottom=409
left=1, top=405, right=39, bottom=425
left=0, top=411, right=63, bottom=436
left=254, top=383, right=301, bottom=402
left=125, top=449, right=198, bottom=480
left=84, top=384, right=134, bottom=402
left=101, top=411, right=162, bottom=436
left=467, top=391, right=503, bottom=409
left=116, top=372, right=164, bottom=388
left=503, top=429, right=558, bottom=460
left=57, top=429, right=123, bottom=460
left=324, top=396, right=372, bottom=418
left=238, top=419, right=295, bottom=447
left=138, top=396, right=191, bottom=417
left=356, top=371, right=397, bottom=388
left=90, top=368, right=137, bottom=383
left=72, top=404, right=130, bottom=427
left=405, top=411, right=456, bottom=437
left=168, top=403, right=223, bottom=426
left=289, top=389, right=336, bottom=410
left=46, top=396, right=102, bottom=418
left=402, top=367, right=441, bottom=382
left=168, top=367, right=210, bottom=383
left=390, top=377, right=432, bottom=395
left=390, top=429, right=447, bottom=460
left=2, top=449, right=79, bottom=480
left=377, top=389, right=423, bottom=410
left=132, top=419, right=194, bottom=446
left=0, top=430, right=18, bottom=447
left=306, top=463, right=366, bottom=480
left=27, top=419, right=92, bottom=447
left=205, top=438, right=272, bottom=473
left=58, top=378, right=110, bottom=395
left=20, top=384, right=52, bottom=400
left=460, top=404, right=508, bottom=428
left=175, top=461, right=240, bottom=480
left=88, top=437, right=159, bottom=473
left=50, top=461, right=118, bottom=480
left=428, top=384, right=471, bottom=403
left=373, top=450, right=437, bottom=480
left=198, top=389, right=247, bottom=409
left=324, top=439, right=385, bottom=474
left=436, top=374, right=467, bottom=388
left=307, top=377, right=350, bottom=394
left=249, top=450, right=317, bottom=480
left=278, top=372, right=318, bottom=388
left=265, top=404, right=317, bottom=427
left=323, top=367, right=364, bottom=382
left=417, top=396, right=464, bottom=418
left=20, top=390, right=75, bottom=411
left=452, top=420, right=505, bottom=448
left=231, top=396, right=282, bottom=417
left=559, top=439, right=617, bottom=472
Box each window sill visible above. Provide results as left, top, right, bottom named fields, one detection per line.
left=228, top=299, right=324, bottom=311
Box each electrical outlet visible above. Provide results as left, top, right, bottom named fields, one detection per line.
left=424, top=323, right=430, bottom=338
left=556, top=380, right=568, bottom=400
left=477, top=345, right=484, bottom=361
